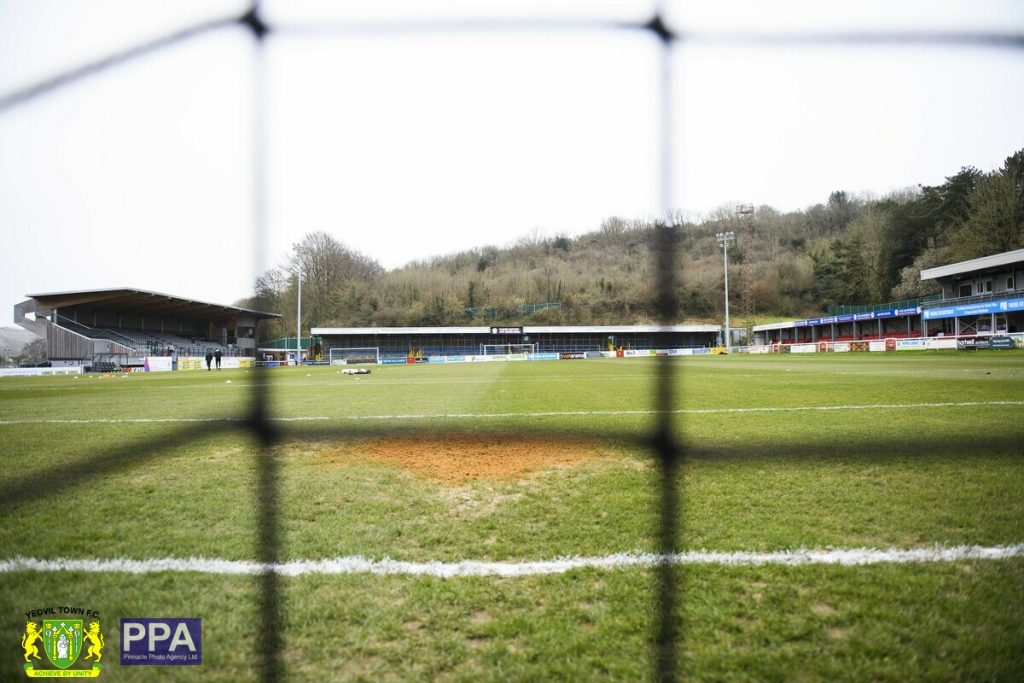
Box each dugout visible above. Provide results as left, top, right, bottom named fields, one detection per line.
left=312, top=325, right=722, bottom=361
left=14, top=288, right=280, bottom=363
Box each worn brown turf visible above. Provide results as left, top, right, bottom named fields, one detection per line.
left=351, top=432, right=602, bottom=484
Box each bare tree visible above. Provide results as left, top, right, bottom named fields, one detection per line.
left=19, top=338, right=46, bottom=366
left=290, top=232, right=384, bottom=327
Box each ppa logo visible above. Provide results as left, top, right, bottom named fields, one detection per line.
left=120, top=618, right=201, bottom=666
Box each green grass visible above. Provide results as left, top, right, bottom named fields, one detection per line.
left=1, top=352, right=1023, bottom=680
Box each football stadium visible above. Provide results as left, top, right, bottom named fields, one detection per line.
left=3, top=254, right=1024, bottom=681
left=2, top=4, right=1024, bottom=683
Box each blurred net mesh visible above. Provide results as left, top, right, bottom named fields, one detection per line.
left=1, top=3, right=1021, bottom=681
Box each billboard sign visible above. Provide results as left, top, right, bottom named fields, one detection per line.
left=990, top=336, right=1015, bottom=349
left=922, top=297, right=1024, bottom=320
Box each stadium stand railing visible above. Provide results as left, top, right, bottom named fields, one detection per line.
left=54, top=316, right=141, bottom=350
left=827, top=294, right=943, bottom=316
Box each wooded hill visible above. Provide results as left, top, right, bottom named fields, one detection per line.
left=244, top=149, right=1023, bottom=338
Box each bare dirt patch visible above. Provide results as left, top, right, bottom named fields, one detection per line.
left=351, top=433, right=604, bottom=484
left=810, top=602, right=839, bottom=617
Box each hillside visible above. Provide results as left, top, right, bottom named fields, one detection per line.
left=244, top=149, right=1023, bottom=337
left=0, top=326, right=38, bottom=354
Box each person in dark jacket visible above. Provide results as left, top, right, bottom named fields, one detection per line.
left=214, top=349, right=223, bottom=370
left=205, top=351, right=213, bottom=371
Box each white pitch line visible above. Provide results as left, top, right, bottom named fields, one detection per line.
left=2, top=544, right=1022, bottom=578
left=0, top=416, right=328, bottom=425
left=1, top=400, right=1022, bottom=425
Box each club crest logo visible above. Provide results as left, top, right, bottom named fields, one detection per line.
left=21, top=613, right=104, bottom=678
left=43, top=619, right=82, bottom=668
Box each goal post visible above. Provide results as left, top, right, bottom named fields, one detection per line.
left=329, top=347, right=380, bottom=365
left=479, top=343, right=536, bottom=356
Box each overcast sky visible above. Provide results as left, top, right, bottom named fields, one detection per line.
left=2, top=0, right=1023, bottom=327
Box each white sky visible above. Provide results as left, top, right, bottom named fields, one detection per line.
left=2, top=0, right=1023, bottom=327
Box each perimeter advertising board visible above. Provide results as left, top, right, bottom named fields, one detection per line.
left=0, top=367, right=83, bottom=377
left=177, top=357, right=255, bottom=370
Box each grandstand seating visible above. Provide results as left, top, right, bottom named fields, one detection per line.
left=878, top=331, right=922, bottom=339
left=53, top=319, right=240, bottom=358
left=768, top=330, right=925, bottom=345
left=406, top=341, right=615, bottom=357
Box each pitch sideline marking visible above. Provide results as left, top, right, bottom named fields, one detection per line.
left=2, top=544, right=1022, bottom=578
left=1, top=400, right=1022, bottom=425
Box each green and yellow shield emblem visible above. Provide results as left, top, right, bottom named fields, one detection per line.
left=42, top=619, right=83, bottom=669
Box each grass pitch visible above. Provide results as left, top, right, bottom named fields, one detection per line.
left=1, top=352, right=1023, bottom=681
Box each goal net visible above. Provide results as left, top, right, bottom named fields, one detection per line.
left=479, top=343, right=536, bottom=356
left=329, top=347, right=380, bottom=365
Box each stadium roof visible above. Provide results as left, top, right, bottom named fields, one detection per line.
left=25, top=287, right=280, bottom=321
left=920, top=248, right=1024, bottom=281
